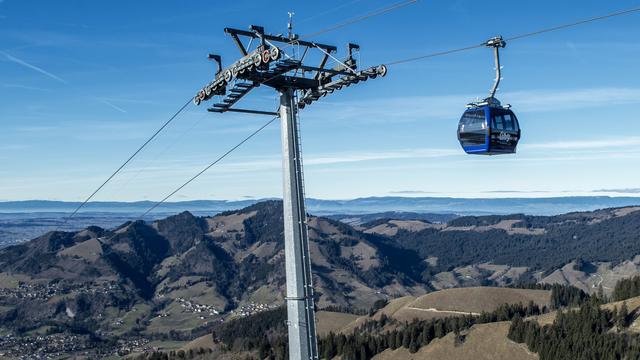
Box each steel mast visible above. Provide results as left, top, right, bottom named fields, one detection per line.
left=193, top=24, right=387, bottom=359
left=279, top=87, right=318, bottom=359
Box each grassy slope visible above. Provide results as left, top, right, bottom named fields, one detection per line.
left=316, top=311, right=361, bottom=336
left=333, top=287, right=551, bottom=334
left=403, top=295, right=640, bottom=360
left=407, top=287, right=550, bottom=312
left=373, top=322, right=537, bottom=360
left=391, top=287, right=550, bottom=322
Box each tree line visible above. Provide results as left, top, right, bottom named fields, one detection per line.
left=391, top=210, right=640, bottom=275
left=508, top=298, right=640, bottom=360
left=205, top=301, right=544, bottom=360
left=612, top=275, right=640, bottom=302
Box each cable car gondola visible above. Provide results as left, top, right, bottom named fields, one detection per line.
left=458, top=99, right=520, bottom=155
left=457, top=36, right=521, bottom=155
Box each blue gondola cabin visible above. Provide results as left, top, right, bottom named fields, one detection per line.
left=457, top=105, right=521, bottom=155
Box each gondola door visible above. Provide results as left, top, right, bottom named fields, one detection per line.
left=488, top=108, right=520, bottom=154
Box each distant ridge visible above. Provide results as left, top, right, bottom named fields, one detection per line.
left=2, top=196, right=640, bottom=216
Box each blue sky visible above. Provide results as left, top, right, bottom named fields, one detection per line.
left=1, top=0, right=640, bottom=201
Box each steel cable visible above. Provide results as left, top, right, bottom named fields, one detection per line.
left=58, top=99, right=193, bottom=227
left=385, top=6, right=640, bottom=67
left=138, top=115, right=279, bottom=218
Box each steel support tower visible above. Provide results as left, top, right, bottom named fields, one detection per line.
left=279, top=87, right=318, bottom=359
left=193, top=24, right=387, bottom=359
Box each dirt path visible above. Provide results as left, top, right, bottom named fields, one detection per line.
left=406, top=307, right=481, bottom=316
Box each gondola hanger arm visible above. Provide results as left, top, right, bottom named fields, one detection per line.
left=484, top=36, right=506, bottom=100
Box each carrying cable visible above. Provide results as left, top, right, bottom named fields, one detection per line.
left=505, top=6, right=640, bottom=42
left=301, top=0, right=418, bottom=38
left=385, top=6, right=640, bottom=67
left=58, top=99, right=192, bottom=228
left=139, top=115, right=279, bottom=218
left=115, top=113, right=210, bottom=192
left=296, top=0, right=366, bottom=25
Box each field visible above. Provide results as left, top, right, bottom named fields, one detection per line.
left=316, top=311, right=361, bottom=336
left=320, top=287, right=552, bottom=334
left=111, top=303, right=152, bottom=336
left=376, top=287, right=550, bottom=323
left=144, top=302, right=210, bottom=334
left=408, top=287, right=550, bottom=312
left=373, top=321, right=538, bottom=360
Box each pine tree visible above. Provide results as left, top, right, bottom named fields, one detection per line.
left=388, top=331, right=397, bottom=350
left=402, top=330, right=410, bottom=348
left=618, top=302, right=629, bottom=330
left=395, top=331, right=402, bottom=350
left=409, top=339, right=419, bottom=353
left=359, top=344, right=367, bottom=360
left=597, top=284, right=605, bottom=302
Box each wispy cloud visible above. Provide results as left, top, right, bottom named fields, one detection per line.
left=113, top=147, right=461, bottom=178
left=510, top=88, right=640, bottom=112
left=306, top=87, right=640, bottom=125
left=15, top=126, right=57, bottom=133
left=2, top=83, right=51, bottom=92
left=523, top=136, right=640, bottom=150
left=100, top=99, right=128, bottom=114
left=98, top=97, right=157, bottom=105
left=0, top=144, right=30, bottom=151
left=387, top=189, right=560, bottom=196
left=305, top=95, right=463, bottom=124
left=483, top=190, right=554, bottom=194
left=233, top=148, right=458, bottom=173
left=389, top=190, right=440, bottom=194
left=594, top=188, right=640, bottom=194
left=2, top=52, right=67, bottom=83
left=305, top=148, right=459, bottom=166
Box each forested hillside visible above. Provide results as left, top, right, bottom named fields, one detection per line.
left=508, top=299, right=640, bottom=359
left=383, top=207, right=640, bottom=274
left=1, top=202, right=640, bottom=357
left=133, top=284, right=607, bottom=360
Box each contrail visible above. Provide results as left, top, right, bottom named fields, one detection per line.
left=2, top=51, right=67, bottom=84
left=100, top=99, right=128, bottom=114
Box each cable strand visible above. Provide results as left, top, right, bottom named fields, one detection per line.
left=302, top=0, right=418, bottom=39
left=505, top=7, right=640, bottom=42
left=58, top=98, right=192, bottom=228
left=139, top=115, right=279, bottom=219
left=386, top=6, right=640, bottom=66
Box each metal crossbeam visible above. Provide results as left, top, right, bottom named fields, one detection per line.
left=208, top=107, right=278, bottom=116
left=224, top=27, right=337, bottom=52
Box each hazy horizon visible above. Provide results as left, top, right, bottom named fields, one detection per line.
left=3, top=191, right=640, bottom=203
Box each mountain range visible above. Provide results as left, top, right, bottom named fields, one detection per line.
left=1, top=201, right=640, bottom=357
left=3, top=195, right=640, bottom=216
